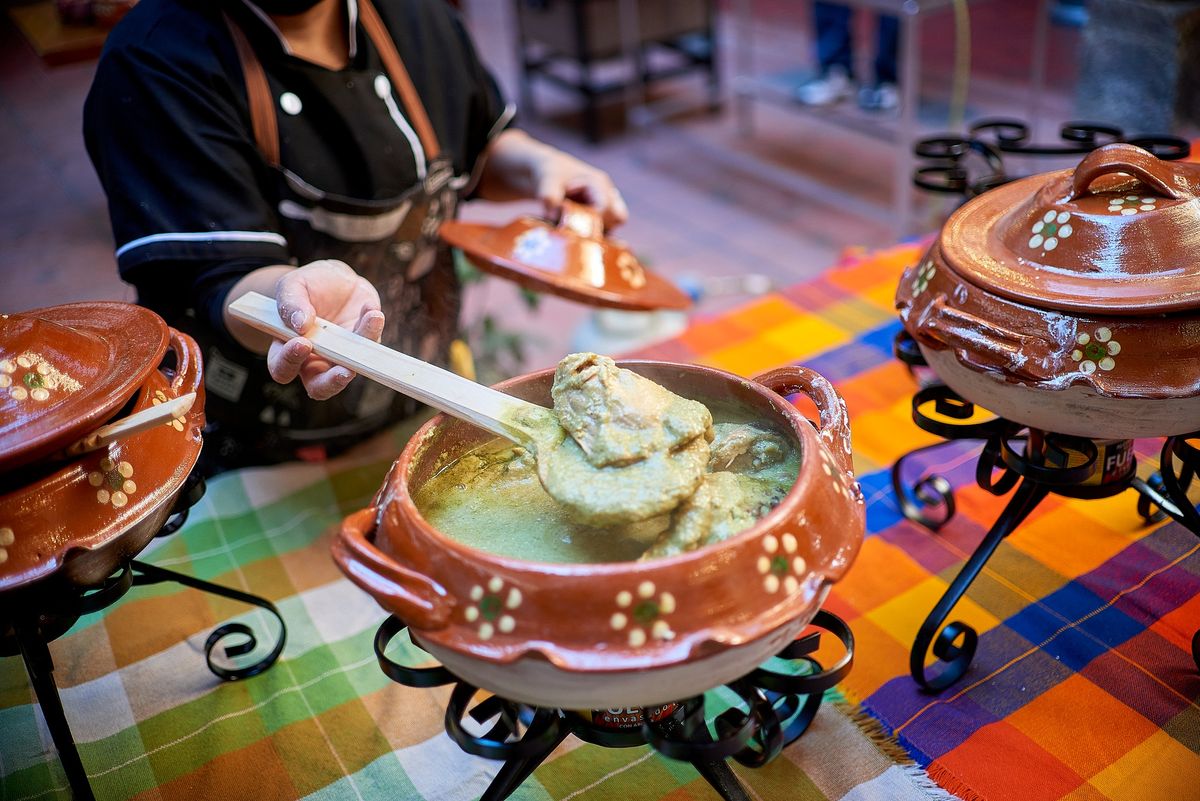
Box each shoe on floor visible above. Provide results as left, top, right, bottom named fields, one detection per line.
left=795, top=65, right=853, bottom=106
left=858, top=82, right=899, bottom=112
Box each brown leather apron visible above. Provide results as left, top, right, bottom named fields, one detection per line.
left=200, top=0, right=462, bottom=472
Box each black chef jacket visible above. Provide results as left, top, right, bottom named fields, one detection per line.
left=84, top=0, right=512, bottom=322
left=83, top=0, right=514, bottom=470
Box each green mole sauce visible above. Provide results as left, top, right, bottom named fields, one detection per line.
left=414, top=419, right=800, bottom=564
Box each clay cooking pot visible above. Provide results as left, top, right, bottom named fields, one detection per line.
left=0, top=303, right=205, bottom=597
left=897, top=143, right=1200, bottom=438
left=333, top=362, right=863, bottom=709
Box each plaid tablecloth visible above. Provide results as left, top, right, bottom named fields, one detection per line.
left=4, top=243, right=1198, bottom=800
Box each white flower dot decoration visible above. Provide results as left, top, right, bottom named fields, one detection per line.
left=1069, top=327, right=1120, bottom=375
left=1029, top=210, right=1073, bottom=252
left=611, top=582, right=675, bottom=647
left=89, top=458, right=136, bottom=507
left=818, top=447, right=850, bottom=499
left=0, top=525, right=13, bottom=565
left=0, top=353, right=78, bottom=403
left=464, top=577, right=521, bottom=640
left=757, top=533, right=807, bottom=594
left=911, top=260, right=937, bottom=295
left=1107, top=194, right=1157, bottom=215
left=152, top=389, right=187, bottom=431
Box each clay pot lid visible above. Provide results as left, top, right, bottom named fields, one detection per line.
left=439, top=200, right=693, bottom=311
left=941, top=143, right=1200, bottom=315
left=0, top=303, right=169, bottom=472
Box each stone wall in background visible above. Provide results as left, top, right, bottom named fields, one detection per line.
left=1076, top=0, right=1200, bottom=133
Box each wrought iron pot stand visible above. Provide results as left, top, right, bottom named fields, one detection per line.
left=0, top=474, right=288, bottom=801
left=374, top=610, right=854, bottom=801
left=892, top=332, right=1200, bottom=692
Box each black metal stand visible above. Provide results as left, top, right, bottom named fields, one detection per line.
left=912, top=119, right=1190, bottom=200
left=892, top=333, right=1200, bottom=691
left=2, top=475, right=287, bottom=800
left=373, top=610, right=853, bottom=801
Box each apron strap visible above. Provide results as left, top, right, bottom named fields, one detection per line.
left=356, top=0, right=441, bottom=160
left=222, top=0, right=441, bottom=170
left=222, top=11, right=281, bottom=169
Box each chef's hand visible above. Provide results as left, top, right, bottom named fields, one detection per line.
left=268, top=260, right=385, bottom=400
left=478, top=129, right=628, bottom=229
left=225, top=260, right=384, bottom=401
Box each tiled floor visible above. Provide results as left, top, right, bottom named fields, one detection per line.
left=0, top=0, right=1085, bottom=370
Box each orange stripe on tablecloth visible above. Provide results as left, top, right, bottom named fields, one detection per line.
left=895, top=541, right=1200, bottom=735
left=720, top=295, right=806, bottom=330
left=129, top=736, right=300, bottom=801
left=931, top=720, right=1089, bottom=801
left=827, top=243, right=924, bottom=289
left=677, top=315, right=756, bottom=353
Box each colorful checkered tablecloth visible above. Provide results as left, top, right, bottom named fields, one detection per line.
left=3, top=243, right=1198, bottom=800
left=634, top=243, right=1200, bottom=801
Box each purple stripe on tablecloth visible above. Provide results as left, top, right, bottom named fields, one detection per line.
left=803, top=339, right=895, bottom=384
left=778, top=277, right=853, bottom=312
left=1081, top=647, right=1198, bottom=728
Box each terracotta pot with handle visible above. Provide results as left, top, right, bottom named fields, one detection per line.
left=0, top=303, right=205, bottom=595
left=897, top=143, right=1200, bottom=438
left=332, top=360, right=863, bottom=709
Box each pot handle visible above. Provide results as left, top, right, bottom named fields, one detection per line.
left=557, top=198, right=605, bottom=238
left=165, top=329, right=204, bottom=398
left=918, top=297, right=1056, bottom=383
left=332, top=508, right=453, bottom=630
left=1069, top=143, right=1186, bottom=201
left=754, top=366, right=854, bottom=476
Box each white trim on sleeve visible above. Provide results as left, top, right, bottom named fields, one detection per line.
left=487, top=102, right=517, bottom=141
left=115, top=230, right=289, bottom=259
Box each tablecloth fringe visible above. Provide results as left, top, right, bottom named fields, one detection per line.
left=834, top=698, right=968, bottom=801
left=927, top=763, right=988, bottom=801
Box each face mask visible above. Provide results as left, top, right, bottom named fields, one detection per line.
left=251, top=0, right=325, bottom=15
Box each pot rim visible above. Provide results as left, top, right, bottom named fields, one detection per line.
left=385, top=359, right=843, bottom=581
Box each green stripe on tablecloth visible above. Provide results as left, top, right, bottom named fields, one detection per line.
left=534, top=744, right=684, bottom=800
left=4, top=762, right=66, bottom=801
left=301, top=752, right=425, bottom=801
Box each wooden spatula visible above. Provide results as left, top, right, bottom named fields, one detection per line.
left=227, top=292, right=557, bottom=446
left=57, top=392, right=196, bottom=457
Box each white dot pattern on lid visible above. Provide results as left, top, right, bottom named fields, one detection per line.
left=280, top=92, right=302, bottom=115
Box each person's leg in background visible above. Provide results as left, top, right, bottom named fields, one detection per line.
left=797, top=2, right=855, bottom=105
left=860, top=13, right=899, bottom=111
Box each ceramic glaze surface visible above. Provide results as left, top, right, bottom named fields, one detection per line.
left=897, top=144, right=1200, bottom=436
left=439, top=200, right=692, bottom=311
left=0, top=306, right=204, bottom=593
left=944, top=144, right=1200, bottom=314
left=332, top=362, right=863, bottom=705
left=0, top=304, right=169, bottom=471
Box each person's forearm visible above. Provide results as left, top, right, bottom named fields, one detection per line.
left=475, top=128, right=547, bottom=203
left=222, top=264, right=296, bottom=353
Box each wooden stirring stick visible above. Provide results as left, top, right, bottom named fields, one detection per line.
left=227, top=292, right=556, bottom=446
left=60, top=393, right=196, bottom=457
